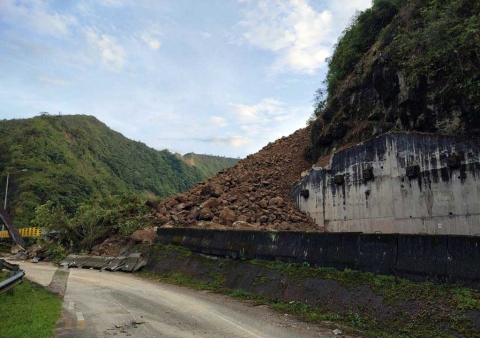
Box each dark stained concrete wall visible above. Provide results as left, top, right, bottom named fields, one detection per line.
left=156, top=228, right=480, bottom=287
left=293, top=133, right=480, bottom=235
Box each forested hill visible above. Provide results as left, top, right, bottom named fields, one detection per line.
left=308, top=0, right=480, bottom=163
left=180, top=153, right=239, bottom=178
left=0, top=114, right=205, bottom=227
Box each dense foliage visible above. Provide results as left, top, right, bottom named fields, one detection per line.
left=181, top=153, right=239, bottom=178
left=324, top=0, right=402, bottom=98
left=316, top=0, right=480, bottom=118
left=0, top=114, right=205, bottom=227
left=32, top=194, right=152, bottom=257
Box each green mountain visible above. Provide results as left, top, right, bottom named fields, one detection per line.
left=180, top=153, right=239, bottom=178
left=0, top=114, right=206, bottom=227
left=308, top=0, right=480, bottom=162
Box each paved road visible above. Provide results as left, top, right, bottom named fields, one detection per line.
left=16, top=261, right=343, bottom=338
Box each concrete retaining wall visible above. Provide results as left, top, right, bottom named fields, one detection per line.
left=292, top=133, right=480, bottom=235
left=156, top=228, right=480, bottom=287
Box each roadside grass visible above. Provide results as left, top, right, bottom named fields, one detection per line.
left=0, top=272, right=63, bottom=338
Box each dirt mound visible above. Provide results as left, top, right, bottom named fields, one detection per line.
left=150, top=127, right=323, bottom=232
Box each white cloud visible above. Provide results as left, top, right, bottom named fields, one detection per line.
left=235, top=0, right=334, bottom=75
left=235, top=0, right=372, bottom=75
left=199, top=31, right=212, bottom=39
left=0, top=0, right=78, bottom=37
left=229, top=98, right=286, bottom=123
left=223, top=97, right=311, bottom=154
left=99, top=0, right=132, bottom=7
left=85, top=28, right=126, bottom=71
left=138, top=25, right=162, bottom=50
left=209, top=116, right=228, bottom=127
left=210, top=136, right=251, bottom=148
left=38, top=77, right=70, bottom=86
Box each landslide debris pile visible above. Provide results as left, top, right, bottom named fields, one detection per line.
left=149, top=128, right=320, bottom=231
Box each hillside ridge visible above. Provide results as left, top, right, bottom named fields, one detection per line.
left=0, top=114, right=206, bottom=227
left=308, top=0, right=480, bottom=163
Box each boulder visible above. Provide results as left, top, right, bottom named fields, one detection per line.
left=199, top=207, right=214, bottom=221
left=269, top=197, right=284, bottom=207
left=232, top=221, right=255, bottom=230
left=201, top=184, right=222, bottom=197
left=11, top=245, right=25, bottom=254
left=219, top=207, right=237, bottom=227
left=129, top=228, right=156, bottom=244
left=236, top=215, right=250, bottom=223
left=259, top=199, right=268, bottom=208
left=200, top=197, right=220, bottom=209
left=198, top=222, right=227, bottom=230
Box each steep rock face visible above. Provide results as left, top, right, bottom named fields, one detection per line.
left=150, top=128, right=321, bottom=231
left=309, top=0, right=480, bottom=163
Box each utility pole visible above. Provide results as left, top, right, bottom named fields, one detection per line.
left=1, top=172, right=8, bottom=240
left=2, top=170, right=26, bottom=241
left=4, top=172, right=9, bottom=209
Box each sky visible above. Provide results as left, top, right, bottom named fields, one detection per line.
left=0, top=0, right=371, bottom=158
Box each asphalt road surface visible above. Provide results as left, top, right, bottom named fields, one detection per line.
left=17, top=261, right=344, bottom=338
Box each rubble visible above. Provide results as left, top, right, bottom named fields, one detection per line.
left=149, top=128, right=324, bottom=232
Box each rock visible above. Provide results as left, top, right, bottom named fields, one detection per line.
left=290, top=215, right=302, bottom=222
left=259, top=199, right=268, bottom=208
left=333, top=328, right=343, bottom=335
left=259, top=215, right=268, bottom=223
left=219, top=207, right=237, bottom=226
left=202, top=184, right=215, bottom=196
left=198, top=222, right=227, bottom=230
left=11, top=245, right=25, bottom=254
left=176, top=194, right=188, bottom=203
left=188, top=208, right=200, bottom=220
left=157, top=215, right=169, bottom=225
left=161, top=222, right=174, bottom=228
left=200, top=197, right=219, bottom=209
left=269, top=197, right=284, bottom=207
left=27, top=243, right=45, bottom=258
left=199, top=207, right=214, bottom=221
left=145, top=200, right=162, bottom=212
left=236, top=215, right=250, bottom=223
left=129, top=229, right=156, bottom=244
left=149, top=127, right=321, bottom=232
left=201, top=184, right=222, bottom=197
left=232, top=221, right=255, bottom=229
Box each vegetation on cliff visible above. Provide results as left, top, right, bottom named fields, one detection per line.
left=309, top=0, right=480, bottom=162
left=0, top=114, right=205, bottom=227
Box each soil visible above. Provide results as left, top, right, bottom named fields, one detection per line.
left=148, top=127, right=321, bottom=232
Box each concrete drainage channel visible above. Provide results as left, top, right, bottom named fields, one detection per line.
left=60, top=253, right=147, bottom=272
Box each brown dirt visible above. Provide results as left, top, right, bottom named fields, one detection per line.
left=149, top=127, right=323, bottom=232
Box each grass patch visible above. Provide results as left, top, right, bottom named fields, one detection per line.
left=0, top=278, right=62, bottom=338
left=140, top=270, right=216, bottom=291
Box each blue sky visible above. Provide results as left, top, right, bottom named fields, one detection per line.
left=0, top=0, right=371, bottom=158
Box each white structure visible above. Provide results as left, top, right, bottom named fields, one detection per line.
left=293, top=133, right=480, bottom=235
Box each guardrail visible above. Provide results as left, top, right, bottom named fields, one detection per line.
left=0, top=227, right=41, bottom=239
left=0, top=259, right=25, bottom=294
